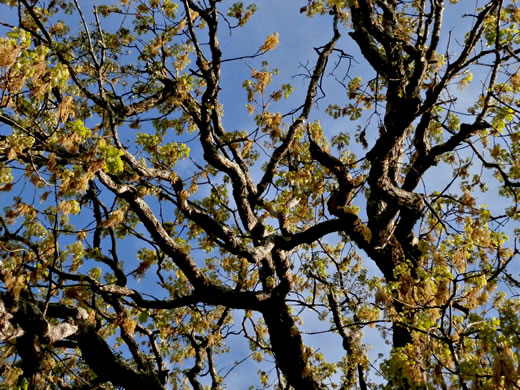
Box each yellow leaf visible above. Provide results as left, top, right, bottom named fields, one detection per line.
left=122, top=318, right=137, bottom=336
left=58, top=95, right=74, bottom=122
left=76, top=230, right=88, bottom=241
left=241, top=140, right=253, bottom=157
left=5, top=272, right=26, bottom=299
left=3, top=366, right=23, bottom=387
left=100, top=209, right=125, bottom=228
left=260, top=32, right=279, bottom=52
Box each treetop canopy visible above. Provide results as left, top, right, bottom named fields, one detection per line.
left=0, top=0, right=520, bottom=389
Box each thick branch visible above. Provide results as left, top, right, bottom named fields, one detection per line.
left=76, top=324, right=164, bottom=390
left=262, top=300, right=323, bottom=390
left=273, top=219, right=345, bottom=251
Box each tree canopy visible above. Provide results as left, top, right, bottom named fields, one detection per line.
left=1, top=0, right=520, bottom=388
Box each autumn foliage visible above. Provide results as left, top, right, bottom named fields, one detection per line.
left=1, top=0, right=520, bottom=389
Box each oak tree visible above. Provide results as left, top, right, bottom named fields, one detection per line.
left=1, top=0, right=520, bottom=389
